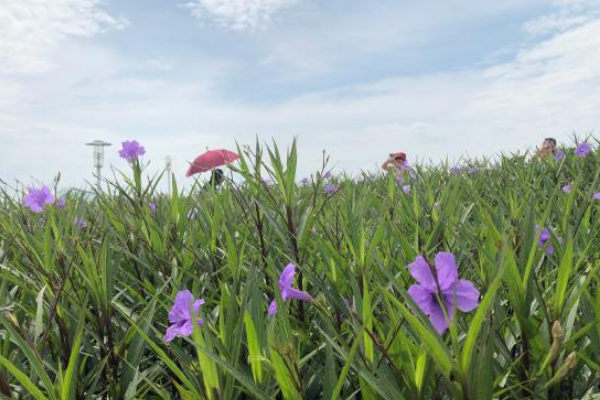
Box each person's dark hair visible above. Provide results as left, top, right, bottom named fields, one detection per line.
left=544, top=138, right=557, bottom=146
left=209, top=168, right=224, bottom=187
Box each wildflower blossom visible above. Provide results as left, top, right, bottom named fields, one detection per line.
left=593, top=192, right=600, bottom=200
left=267, top=300, right=277, bottom=317
left=574, top=142, right=591, bottom=157
left=324, top=184, right=337, bottom=196
left=395, top=176, right=404, bottom=184
left=562, top=185, right=572, bottom=193
left=407, top=252, right=480, bottom=334
left=149, top=203, right=157, bottom=213
left=554, top=150, right=564, bottom=161
left=268, top=263, right=312, bottom=317
left=74, top=217, right=87, bottom=228
left=56, top=197, right=66, bottom=208
left=118, top=140, right=146, bottom=162
left=23, top=186, right=55, bottom=213
left=164, top=290, right=205, bottom=343
left=450, top=167, right=462, bottom=175
left=535, top=225, right=554, bottom=255
left=300, top=177, right=310, bottom=186
left=402, top=185, right=411, bottom=194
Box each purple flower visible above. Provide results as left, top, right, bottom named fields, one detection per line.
left=574, top=142, right=591, bottom=157
left=562, top=185, right=572, bottom=193
left=149, top=203, right=157, bottom=213
left=23, top=186, right=55, bottom=213
left=164, top=290, right=205, bottom=343
left=279, top=263, right=313, bottom=302
left=267, top=300, right=278, bottom=318
left=402, top=185, right=411, bottom=194
left=324, top=184, right=337, bottom=196
left=55, top=197, right=66, bottom=208
left=395, top=176, right=404, bottom=184
left=450, top=167, right=462, bottom=175
left=324, top=172, right=332, bottom=179
left=407, top=253, right=480, bottom=334
left=535, top=225, right=554, bottom=255
left=554, top=150, right=564, bottom=161
left=593, top=192, right=600, bottom=200
left=300, top=177, right=310, bottom=186
left=118, top=140, right=146, bottom=162
left=74, top=217, right=87, bottom=228
left=469, top=168, right=478, bottom=174
left=267, top=263, right=312, bottom=317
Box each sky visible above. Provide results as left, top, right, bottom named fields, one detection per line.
left=1, top=0, right=600, bottom=190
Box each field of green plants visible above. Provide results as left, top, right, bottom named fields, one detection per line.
left=1, top=139, right=600, bottom=400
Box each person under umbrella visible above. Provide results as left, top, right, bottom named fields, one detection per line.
left=381, top=152, right=408, bottom=177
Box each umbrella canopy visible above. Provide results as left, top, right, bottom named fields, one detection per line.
left=186, top=149, right=239, bottom=177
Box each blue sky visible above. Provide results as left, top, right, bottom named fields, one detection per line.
left=1, top=0, right=600, bottom=190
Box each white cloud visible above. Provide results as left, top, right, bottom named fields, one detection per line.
left=184, top=0, right=298, bottom=31
left=0, top=0, right=127, bottom=74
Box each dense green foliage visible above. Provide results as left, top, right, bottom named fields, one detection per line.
left=1, top=139, right=600, bottom=400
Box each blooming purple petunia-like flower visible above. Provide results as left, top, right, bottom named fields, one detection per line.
left=407, top=252, right=480, bottom=334
left=119, top=140, right=146, bottom=162
left=450, top=166, right=462, bottom=175
left=562, top=185, right=572, bottom=193
left=535, top=225, right=554, bottom=255
left=300, top=177, right=310, bottom=186
left=324, top=184, right=337, bottom=196
left=593, top=192, right=600, bottom=200
left=74, top=217, right=87, bottom=228
left=268, top=263, right=312, bottom=317
left=149, top=203, right=157, bottom=213
left=56, top=197, right=66, bottom=208
left=402, top=185, right=411, bottom=194
left=574, top=142, right=591, bottom=157
left=23, top=186, right=55, bottom=213
left=554, top=150, right=564, bottom=161
left=164, top=290, right=205, bottom=343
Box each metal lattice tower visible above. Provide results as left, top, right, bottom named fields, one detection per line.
left=85, top=140, right=112, bottom=189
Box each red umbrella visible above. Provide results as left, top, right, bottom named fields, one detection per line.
left=186, top=149, right=239, bottom=177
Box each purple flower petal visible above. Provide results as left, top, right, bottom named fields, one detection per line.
left=444, top=280, right=480, bottom=312
left=562, top=185, right=571, bottom=193
left=267, top=300, right=278, bottom=317
left=574, top=142, right=591, bottom=157
left=165, top=290, right=205, bottom=343
left=593, top=192, right=600, bottom=200
left=23, top=186, right=55, bottom=213
left=407, top=284, right=436, bottom=315
left=119, top=140, right=146, bottom=162
left=428, top=303, right=451, bottom=334
left=434, top=252, right=458, bottom=292
left=278, top=263, right=312, bottom=302
left=554, top=150, right=564, bottom=161
left=402, top=185, right=411, bottom=194
left=408, top=256, right=436, bottom=292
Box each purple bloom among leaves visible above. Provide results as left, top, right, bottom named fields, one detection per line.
left=118, top=140, right=146, bottom=162
left=395, top=175, right=404, bottom=184
left=165, top=290, right=205, bottom=343
left=574, top=142, right=591, bottom=157
left=324, top=184, right=337, bottom=196
left=535, top=225, right=554, bottom=255
left=324, top=171, right=332, bottom=179
left=593, top=192, right=600, bottom=200
left=74, top=217, right=87, bottom=228
left=267, top=300, right=278, bottom=318
left=562, top=185, right=572, bottom=193
left=23, top=186, right=55, bottom=213
left=300, top=177, right=310, bottom=186
left=149, top=203, right=157, bottom=213
left=407, top=253, right=480, bottom=334
left=55, top=197, right=66, bottom=208
left=402, top=185, right=411, bottom=194
left=554, top=150, right=564, bottom=161
left=268, top=263, right=313, bottom=317
left=450, top=167, right=462, bottom=175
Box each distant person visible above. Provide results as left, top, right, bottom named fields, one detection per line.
left=536, top=138, right=557, bottom=158
left=206, top=168, right=224, bottom=189
left=381, top=152, right=407, bottom=176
